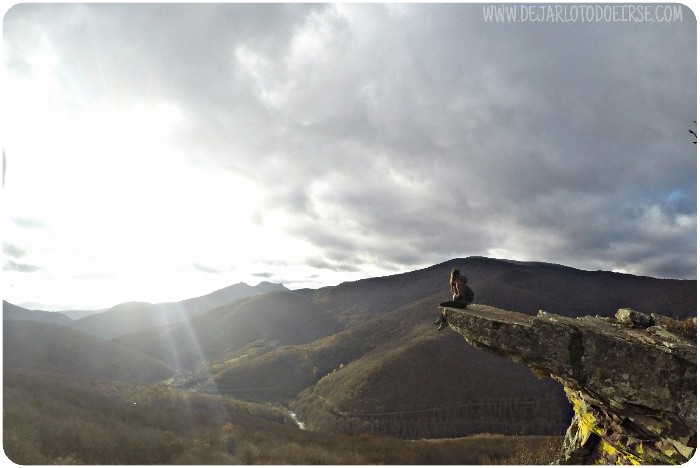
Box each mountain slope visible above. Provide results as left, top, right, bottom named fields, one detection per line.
left=113, top=290, right=344, bottom=371
left=307, top=256, right=695, bottom=323
left=464, top=258, right=695, bottom=318
left=213, top=294, right=572, bottom=438
left=3, top=370, right=294, bottom=464
left=72, top=281, right=288, bottom=339
left=4, top=369, right=561, bottom=465
left=181, top=257, right=695, bottom=438
left=3, top=320, right=173, bottom=383
left=3, top=301, right=74, bottom=327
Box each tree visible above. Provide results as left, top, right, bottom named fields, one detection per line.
left=689, top=121, right=696, bottom=144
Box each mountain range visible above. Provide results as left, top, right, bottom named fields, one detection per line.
left=4, top=257, right=696, bottom=445
left=3, top=301, right=74, bottom=327
left=5, top=281, right=288, bottom=339
left=72, top=281, right=289, bottom=339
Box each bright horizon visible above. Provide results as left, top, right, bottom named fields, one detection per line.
left=5, top=255, right=668, bottom=313
left=3, top=4, right=696, bottom=311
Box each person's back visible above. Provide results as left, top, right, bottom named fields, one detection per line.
left=452, top=274, right=468, bottom=303
left=453, top=274, right=474, bottom=305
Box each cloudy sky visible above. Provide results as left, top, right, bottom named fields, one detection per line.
left=3, top=3, right=696, bottom=310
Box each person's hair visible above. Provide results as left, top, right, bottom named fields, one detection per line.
left=450, top=268, right=460, bottom=286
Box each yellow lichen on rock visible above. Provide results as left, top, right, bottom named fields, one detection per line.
left=565, top=387, right=646, bottom=465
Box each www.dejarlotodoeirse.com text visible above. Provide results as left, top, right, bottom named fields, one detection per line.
left=483, top=4, right=684, bottom=23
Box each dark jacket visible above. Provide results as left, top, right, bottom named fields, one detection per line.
left=452, top=275, right=469, bottom=303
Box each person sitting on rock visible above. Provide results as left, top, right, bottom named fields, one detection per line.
left=435, top=268, right=474, bottom=330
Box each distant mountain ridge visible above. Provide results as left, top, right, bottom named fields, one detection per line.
left=69, top=281, right=288, bottom=339
left=14, top=302, right=106, bottom=320
left=3, top=301, right=74, bottom=327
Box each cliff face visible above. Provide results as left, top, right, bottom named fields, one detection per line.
left=440, top=304, right=696, bottom=464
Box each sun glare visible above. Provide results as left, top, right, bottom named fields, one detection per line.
left=4, top=52, right=298, bottom=307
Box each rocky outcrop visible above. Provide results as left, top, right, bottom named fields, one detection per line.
left=440, top=304, right=696, bottom=464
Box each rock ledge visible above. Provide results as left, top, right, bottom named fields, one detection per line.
left=440, top=304, right=696, bottom=464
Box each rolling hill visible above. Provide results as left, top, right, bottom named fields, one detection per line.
left=113, top=290, right=344, bottom=371
left=71, top=281, right=288, bottom=339
left=3, top=320, right=174, bottom=383
left=212, top=294, right=573, bottom=438
left=3, top=301, right=74, bottom=327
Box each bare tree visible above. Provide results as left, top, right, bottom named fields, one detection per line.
left=689, top=121, right=696, bottom=144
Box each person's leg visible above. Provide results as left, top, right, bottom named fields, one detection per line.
left=435, top=302, right=449, bottom=324
left=435, top=304, right=445, bottom=324
left=436, top=301, right=465, bottom=329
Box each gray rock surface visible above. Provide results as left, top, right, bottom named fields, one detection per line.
left=440, top=304, right=696, bottom=464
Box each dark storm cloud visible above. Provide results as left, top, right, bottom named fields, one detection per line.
left=4, top=3, right=323, bottom=103
left=6, top=4, right=694, bottom=279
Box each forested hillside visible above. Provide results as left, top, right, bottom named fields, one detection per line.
left=4, top=320, right=173, bottom=383
left=4, top=370, right=561, bottom=464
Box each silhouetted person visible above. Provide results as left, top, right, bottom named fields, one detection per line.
left=435, top=268, right=474, bottom=330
